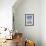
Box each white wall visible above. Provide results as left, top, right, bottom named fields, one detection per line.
left=13, top=0, right=41, bottom=46
left=41, top=0, right=46, bottom=46
left=0, top=0, right=16, bottom=30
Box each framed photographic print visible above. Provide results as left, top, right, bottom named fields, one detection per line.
left=25, top=14, right=34, bottom=26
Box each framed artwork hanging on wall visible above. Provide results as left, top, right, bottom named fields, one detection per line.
left=25, top=14, right=34, bottom=26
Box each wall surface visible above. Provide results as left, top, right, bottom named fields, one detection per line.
left=41, top=0, right=46, bottom=46
left=0, top=0, right=16, bottom=30
left=13, top=0, right=41, bottom=46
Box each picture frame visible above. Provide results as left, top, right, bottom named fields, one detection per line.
left=25, top=14, right=34, bottom=26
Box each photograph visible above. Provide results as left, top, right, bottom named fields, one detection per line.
left=25, top=14, right=34, bottom=26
